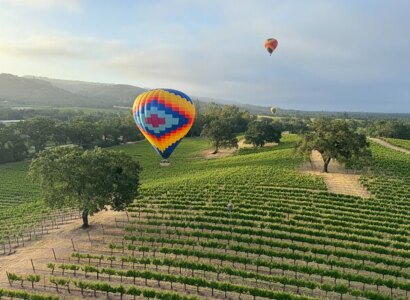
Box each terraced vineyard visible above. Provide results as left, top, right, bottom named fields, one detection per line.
left=2, top=135, right=410, bottom=299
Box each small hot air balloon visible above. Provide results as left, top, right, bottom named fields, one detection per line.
left=270, top=107, right=277, bottom=114
left=132, top=89, right=195, bottom=165
left=264, top=38, right=278, bottom=56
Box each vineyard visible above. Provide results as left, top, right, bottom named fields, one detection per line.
left=0, top=162, right=39, bottom=208
left=0, top=135, right=409, bottom=299
left=0, top=162, right=81, bottom=255
left=381, top=138, right=410, bottom=151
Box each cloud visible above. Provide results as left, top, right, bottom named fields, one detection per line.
left=0, top=0, right=409, bottom=112
left=0, top=35, right=125, bottom=59
left=2, top=0, right=82, bottom=12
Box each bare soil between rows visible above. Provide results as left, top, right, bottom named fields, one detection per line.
left=300, top=150, right=371, bottom=198
left=0, top=210, right=125, bottom=287
left=200, top=139, right=277, bottom=159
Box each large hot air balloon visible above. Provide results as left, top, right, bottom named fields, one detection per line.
left=132, top=89, right=195, bottom=164
left=264, top=38, right=278, bottom=56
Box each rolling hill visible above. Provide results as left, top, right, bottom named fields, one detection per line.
left=0, top=74, right=272, bottom=114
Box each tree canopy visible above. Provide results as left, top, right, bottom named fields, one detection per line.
left=0, top=124, right=27, bottom=163
left=201, top=119, right=238, bottom=154
left=0, top=113, right=143, bottom=164
left=244, top=120, right=282, bottom=147
left=298, top=118, right=371, bottom=172
left=20, top=117, right=56, bottom=153
left=200, top=104, right=253, bottom=153
left=29, top=146, right=141, bottom=227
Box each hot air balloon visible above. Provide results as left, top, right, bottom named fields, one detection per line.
left=270, top=107, right=277, bottom=114
left=132, top=89, right=195, bottom=165
left=264, top=38, right=278, bottom=56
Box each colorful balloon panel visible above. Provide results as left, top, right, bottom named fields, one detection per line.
left=132, top=89, right=195, bottom=159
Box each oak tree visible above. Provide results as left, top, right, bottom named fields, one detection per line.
left=29, top=146, right=141, bottom=227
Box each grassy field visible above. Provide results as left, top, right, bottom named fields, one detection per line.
left=1, top=135, right=410, bottom=299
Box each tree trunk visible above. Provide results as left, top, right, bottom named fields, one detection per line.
left=212, top=143, right=219, bottom=154
left=82, top=209, right=89, bottom=228
left=323, top=157, right=331, bottom=173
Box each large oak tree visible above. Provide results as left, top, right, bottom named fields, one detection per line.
left=29, top=146, right=141, bottom=227
left=244, top=120, right=282, bottom=147
left=298, top=119, right=371, bottom=173
left=201, top=119, right=238, bottom=154
left=201, top=104, right=253, bottom=153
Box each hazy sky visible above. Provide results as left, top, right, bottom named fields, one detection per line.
left=0, top=0, right=409, bottom=112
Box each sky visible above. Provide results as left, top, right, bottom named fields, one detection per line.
left=0, top=0, right=409, bottom=113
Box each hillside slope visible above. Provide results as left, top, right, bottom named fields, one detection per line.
left=1, top=136, right=409, bottom=300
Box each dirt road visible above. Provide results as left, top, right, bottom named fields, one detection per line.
left=368, top=137, right=410, bottom=154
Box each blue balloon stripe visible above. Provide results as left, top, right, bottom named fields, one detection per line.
left=154, top=138, right=182, bottom=159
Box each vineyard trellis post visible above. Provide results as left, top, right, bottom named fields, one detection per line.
left=31, top=259, right=36, bottom=273
left=227, top=201, right=234, bottom=244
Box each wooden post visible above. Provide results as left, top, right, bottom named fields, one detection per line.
left=101, top=224, right=105, bottom=244
left=31, top=259, right=36, bottom=273
left=52, top=248, right=57, bottom=260
left=71, top=238, right=75, bottom=250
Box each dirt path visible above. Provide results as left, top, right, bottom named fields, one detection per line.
left=0, top=210, right=124, bottom=286
left=300, top=150, right=371, bottom=198
left=368, top=137, right=410, bottom=154
left=200, top=139, right=277, bottom=159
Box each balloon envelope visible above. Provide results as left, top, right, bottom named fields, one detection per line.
left=132, top=89, right=195, bottom=159
left=265, top=38, right=278, bottom=55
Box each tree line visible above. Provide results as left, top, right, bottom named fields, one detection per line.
left=0, top=113, right=142, bottom=164
left=193, top=103, right=284, bottom=153
left=1, top=104, right=290, bottom=164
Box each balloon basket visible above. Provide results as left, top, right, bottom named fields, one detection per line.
left=160, top=159, right=171, bottom=167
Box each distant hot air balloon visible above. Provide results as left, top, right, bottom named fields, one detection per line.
left=270, top=107, right=277, bottom=114
left=132, top=89, right=195, bottom=165
left=264, top=38, right=278, bottom=56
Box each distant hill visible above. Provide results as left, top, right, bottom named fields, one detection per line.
left=2, top=74, right=407, bottom=119
left=0, top=73, right=271, bottom=114
left=0, top=74, right=87, bottom=107
left=27, top=76, right=146, bottom=106
left=0, top=74, right=146, bottom=108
